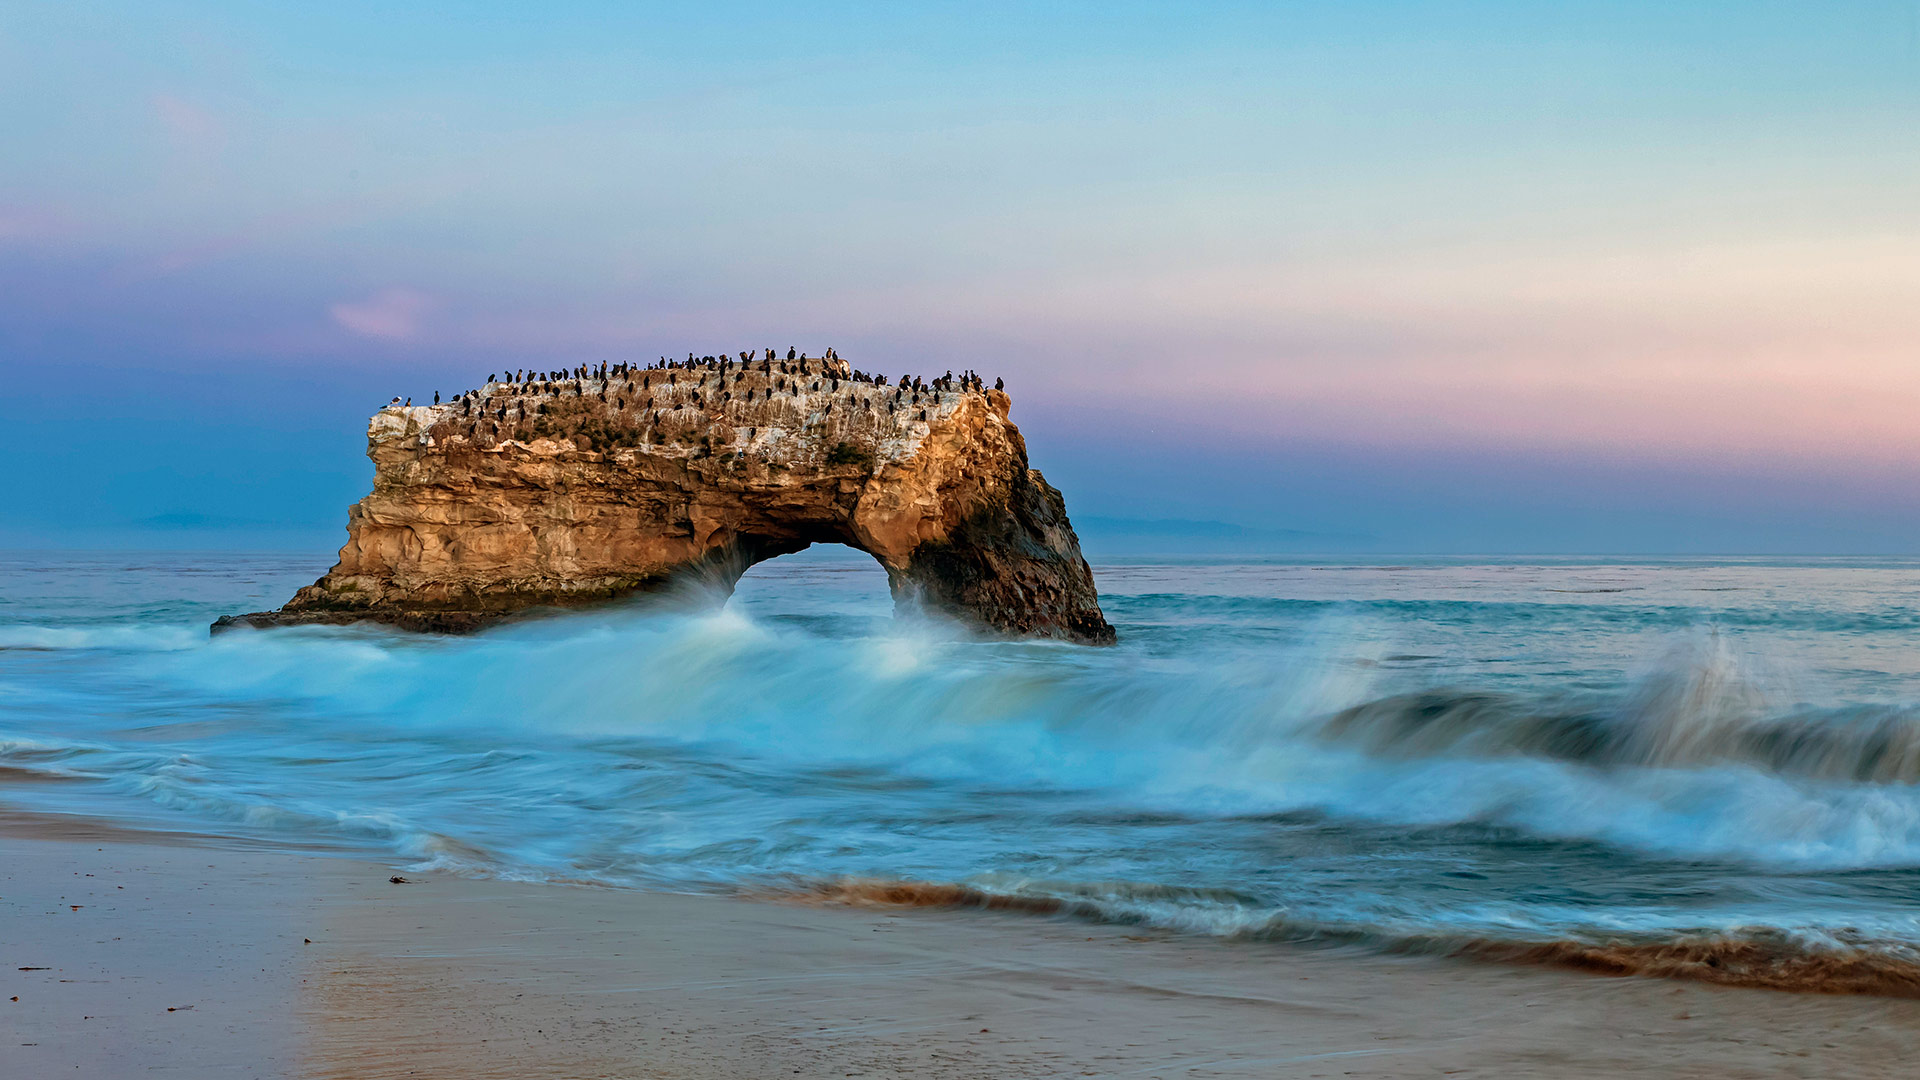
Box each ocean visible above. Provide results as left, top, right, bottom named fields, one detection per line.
left=6, top=548, right=1920, bottom=992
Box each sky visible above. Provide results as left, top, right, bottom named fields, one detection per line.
left=3, top=1, right=1918, bottom=553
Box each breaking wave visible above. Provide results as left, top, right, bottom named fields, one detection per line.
left=1320, top=633, right=1920, bottom=783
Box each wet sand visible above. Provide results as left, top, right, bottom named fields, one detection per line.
left=5, top=819, right=1920, bottom=1079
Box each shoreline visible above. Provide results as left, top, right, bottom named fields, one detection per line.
left=7, top=816, right=1920, bottom=1077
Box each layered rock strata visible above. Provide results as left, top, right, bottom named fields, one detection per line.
left=216, top=354, right=1115, bottom=644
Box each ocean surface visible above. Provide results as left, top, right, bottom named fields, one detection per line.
left=8, top=548, right=1920, bottom=991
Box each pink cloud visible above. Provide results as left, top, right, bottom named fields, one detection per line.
left=0, top=204, right=82, bottom=242
left=329, top=288, right=433, bottom=340
left=151, top=93, right=223, bottom=152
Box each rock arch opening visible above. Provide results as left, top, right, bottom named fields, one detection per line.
left=730, top=543, right=895, bottom=622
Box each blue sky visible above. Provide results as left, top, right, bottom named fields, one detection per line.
left=4, top=2, right=1918, bottom=552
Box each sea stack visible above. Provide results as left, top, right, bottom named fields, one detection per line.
left=215, top=356, right=1115, bottom=643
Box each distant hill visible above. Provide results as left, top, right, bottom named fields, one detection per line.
left=1073, top=517, right=1378, bottom=555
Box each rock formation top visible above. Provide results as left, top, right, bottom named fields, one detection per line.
left=216, top=349, right=1115, bottom=644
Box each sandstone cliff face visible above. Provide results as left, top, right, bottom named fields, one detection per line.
left=218, top=356, right=1114, bottom=644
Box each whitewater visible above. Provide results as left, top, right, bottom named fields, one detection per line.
left=8, top=549, right=1920, bottom=992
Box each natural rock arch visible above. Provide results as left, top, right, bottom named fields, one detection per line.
left=216, top=356, right=1114, bottom=644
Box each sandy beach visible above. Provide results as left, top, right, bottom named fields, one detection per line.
left=3, top=815, right=1916, bottom=1079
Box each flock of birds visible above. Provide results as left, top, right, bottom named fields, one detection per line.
left=390, top=347, right=1006, bottom=455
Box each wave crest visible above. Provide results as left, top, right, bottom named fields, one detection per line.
left=1321, top=634, right=1920, bottom=783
